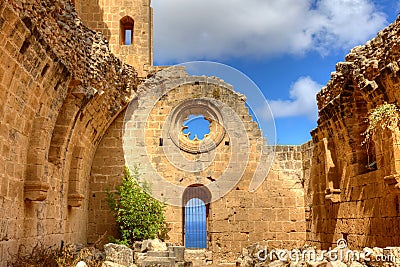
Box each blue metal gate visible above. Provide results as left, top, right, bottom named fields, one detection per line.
left=184, top=198, right=207, bottom=248
left=182, top=185, right=211, bottom=249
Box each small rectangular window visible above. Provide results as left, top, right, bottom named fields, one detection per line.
left=120, top=16, right=134, bottom=45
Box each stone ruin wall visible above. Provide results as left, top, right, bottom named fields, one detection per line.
left=309, top=15, right=400, bottom=249
left=0, top=0, right=310, bottom=265
left=74, top=0, right=153, bottom=77
left=3, top=0, right=400, bottom=265
left=88, top=69, right=311, bottom=264
left=0, top=0, right=138, bottom=265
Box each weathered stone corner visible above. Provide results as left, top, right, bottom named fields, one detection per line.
left=384, top=174, right=400, bottom=194
left=325, top=188, right=341, bottom=203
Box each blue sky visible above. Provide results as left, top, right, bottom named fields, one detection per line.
left=151, top=0, right=400, bottom=145
left=183, top=115, right=211, bottom=140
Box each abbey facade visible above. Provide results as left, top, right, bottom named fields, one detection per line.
left=0, top=0, right=399, bottom=265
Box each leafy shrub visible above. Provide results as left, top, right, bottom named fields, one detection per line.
left=106, top=166, right=167, bottom=246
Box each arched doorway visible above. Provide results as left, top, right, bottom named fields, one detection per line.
left=182, top=185, right=211, bottom=249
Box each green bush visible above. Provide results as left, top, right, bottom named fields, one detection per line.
left=106, top=166, right=167, bottom=246
left=363, top=102, right=400, bottom=145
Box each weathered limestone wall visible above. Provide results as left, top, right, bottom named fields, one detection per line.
left=7, top=0, right=400, bottom=265
left=74, top=0, right=153, bottom=77
left=309, top=15, right=400, bottom=249
left=88, top=113, right=125, bottom=243
left=89, top=69, right=311, bottom=264
left=203, top=145, right=308, bottom=263
left=0, top=1, right=138, bottom=265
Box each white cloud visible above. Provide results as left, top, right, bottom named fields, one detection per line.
left=152, top=0, right=387, bottom=63
left=269, top=77, right=321, bottom=120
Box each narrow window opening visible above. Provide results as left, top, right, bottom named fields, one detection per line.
left=19, top=39, right=30, bottom=54
left=120, top=16, right=134, bottom=45
left=159, top=137, right=163, bottom=146
left=41, top=64, right=49, bottom=77
left=365, top=142, right=377, bottom=171
left=225, top=141, right=229, bottom=146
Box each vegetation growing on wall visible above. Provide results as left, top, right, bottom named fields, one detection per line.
left=363, top=102, right=400, bottom=145
left=106, top=166, right=167, bottom=246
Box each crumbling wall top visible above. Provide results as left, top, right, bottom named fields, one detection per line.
left=6, top=0, right=138, bottom=100
left=317, top=14, right=400, bottom=110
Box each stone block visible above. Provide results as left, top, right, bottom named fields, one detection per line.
left=283, top=197, right=297, bottom=207
left=254, top=221, right=269, bottom=233
left=141, top=239, right=167, bottom=252
left=275, top=209, right=290, bottom=222
left=101, top=261, right=127, bottom=267
left=290, top=208, right=306, bottom=222
left=269, top=222, right=283, bottom=233
left=233, top=232, right=249, bottom=242
left=168, top=246, right=185, bottom=261
left=104, top=243, right=134, bottom=266
left=289, top=232, right=306, bottom=241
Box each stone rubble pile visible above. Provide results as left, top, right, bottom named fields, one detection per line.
left=58, top=243, right=105, bottom=266
left=92, top=239, right=187, bottom=267
left=237, top=243, right=400, bottom=267
left=184, top=249, right=213, bottom=266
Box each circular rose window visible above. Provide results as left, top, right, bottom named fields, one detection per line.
left=165, top=98, right=226, bottom=154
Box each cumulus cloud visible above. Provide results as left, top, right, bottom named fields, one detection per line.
left=152, top=0, right=387, bottom=63
left=269, top=77, right=322, bottom=120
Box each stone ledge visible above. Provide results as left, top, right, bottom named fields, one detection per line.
left=24, top=180, right=50, bottom=201
left=325, top=188, right=341, bottom=203
left=68, top=193, right=85, bottom=207
left=384, top=174, right=400, bottom=194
